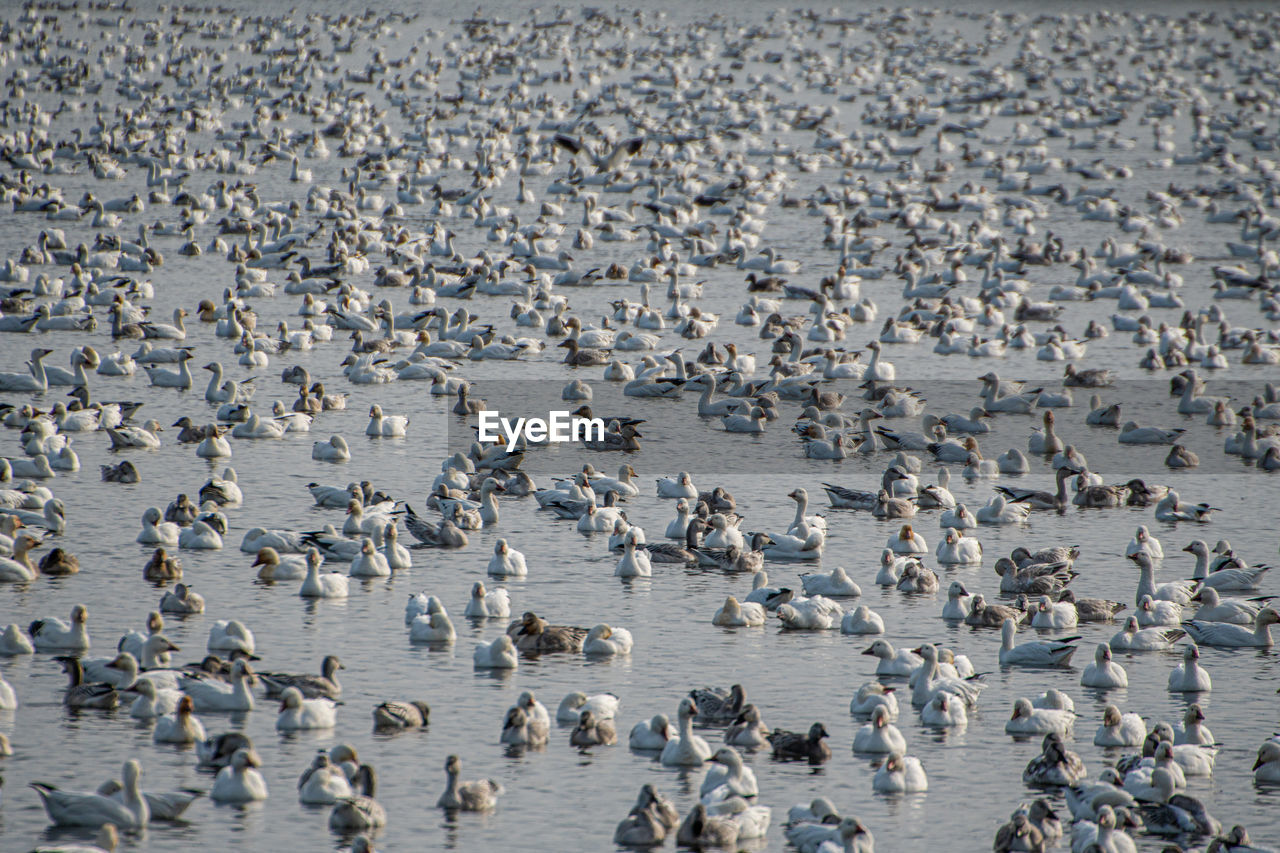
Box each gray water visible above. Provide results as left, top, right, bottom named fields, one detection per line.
left=0, top=2, right=1279, bottom=852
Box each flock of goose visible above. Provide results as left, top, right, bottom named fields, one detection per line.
left=0, top=2, right=1279, bottom=852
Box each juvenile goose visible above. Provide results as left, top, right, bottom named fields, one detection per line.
left=1056, top=590, right=1125, bottom=622
left=500, top=704, right=548, bottom=747
left=723, top=704, right=770, bottom=749
left=614, top=785, right=677, bottom=846
left=373, top=700, right=430, bottom=729
left=56, top=655, right=118, bottom=710
left=38, top=546, right=79, bottom=576
left=993, top=811, right=1043, bottom=853
left=144, top=548, right=183, bottom=582
left=259, top=655, right=343, bottom=699
left=570, top=709, right=618, bottom=748
left=966, top=594, right=1030, bottom=629
left=507, top=611, right=588, bottom=653
left=329, top=764, right=387, bottom=831
left=689, top=684, right=747, bottom=723
left=437, top=755, right=503, bottom=810
left=1023, top=732, right=1087, bottom=786
left=676, top=803, right=740, bottom=848
left=768, top=722, right=831, bottom=763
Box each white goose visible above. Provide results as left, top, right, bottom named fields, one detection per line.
left=1128, top=552, right=1196, bottom=605
left=312, top=435, right=351, bottom=462
left=1081, top=644, right=1129, bottom=688
left=841, top=605, right=885, bottom=635
left=487, top=539, right=528, bottom=577
left=0, top=347, right=53, bottom=393
left=30, top=604, right=91, bottom=652
left=211, top=749, right=269, bottom=803
left=207, top=619, right=255, bottom=654
left=629, top=714, right=672, bottom=750
left=154, top=696, right=206, bottom=744
left=661, top=697, right=712, bottom=766
left=298, top=753, right=353, bottom=804
left=583, top=624, right=634, bottom=656
left=614, top=529, right=652, bottom=577
left=712, top=595, right=766, bottom=627
left=178, top=520, right=222, bottom=550
left=366, top=404, right=408, bottom=437
left=276, top=686, right=338, bottom=730
left=32, top=759, right=149, bottom=829
left=136, top=507, right=179, bottom=546
left=1094, top=705, right=1146, bottom=747
left=850, top=682, right=899, bottom=718
left=464, top=581, right=510, bottom=618
left=180, top=659, right=256, bottom=712
left=999, top=618, right=1079, bottom=667
left=1183, top=608, right=1279, bottom=647
left=853, top=705, right=906, bottom=753
left=349, top=538, right=391, bottom=577
left=557, top=692, right=620, bottom=723
left=800, top=565, right=861, bottom=597
left=700, top=746, right=758, bottom=802
left=473, top=635, right=518, bottom=669
left=1167, top=644, right=1212, bottom=692
left=873, top=751, right=928, bottom=793
left=300, top=548, right=349, bottom=598
left=1006, top=697, right=1074, bottom=736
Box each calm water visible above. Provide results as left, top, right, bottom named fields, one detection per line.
left=0, top=2, right=1278, bottom=851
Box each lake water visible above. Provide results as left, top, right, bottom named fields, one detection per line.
left=1, top=1, right=1278, bottom=851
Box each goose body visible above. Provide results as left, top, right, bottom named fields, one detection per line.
left=32, top=760, right=149, bottom=829
left=661, top=697, right=712, bottom=766
left=211, top=749, right=269, bottom=803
